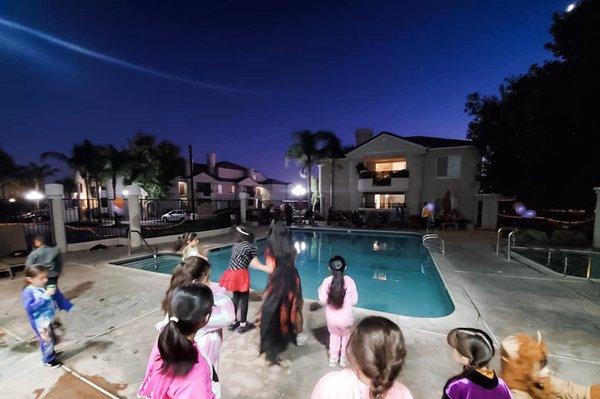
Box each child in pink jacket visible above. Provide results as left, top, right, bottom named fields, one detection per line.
left=317, top=255, right=358, bottom=368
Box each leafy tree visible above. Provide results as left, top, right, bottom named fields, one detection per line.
left=285, top=130, right=342, bottom=210
left=127, top=133, right=185, bottom=198
left=0, top=146, right=21, bottom=199
left=465, top=0, right=600, bottom=209
left=21, top=162, right=59, bottom=190
left=42, top=139, right=105, bottom=220
left=54, top=177, right=78, bottom=198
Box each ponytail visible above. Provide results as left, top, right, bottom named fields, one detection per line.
left=158, top=283, right=214, bottom=376
left=349, top=316, right=407, bottom=399
left=327, top=256, right=347, bottom=309
left=158, top=319, right=198, bottom=376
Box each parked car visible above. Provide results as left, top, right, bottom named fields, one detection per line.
left=20, top=210, right=51, bottom=222
left=160, top=210, right=191, bottom=222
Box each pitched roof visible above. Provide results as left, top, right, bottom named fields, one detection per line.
left=261, top=178, right=289, bottom=185
left=348, top=132, right=473, bottom=154
left=401, top=135, right=472, bottom=148
left=192, top=163, right=208, bottom=175
left=216, top=161, right=248, bottom=171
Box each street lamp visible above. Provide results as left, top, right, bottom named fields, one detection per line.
left=291, top=184, right=307, bottom=198
left=25, top=190, right=45, bottom=211
left=566, top=3, right=576, bottom=12
left=8, top=197, right=16, bottom=203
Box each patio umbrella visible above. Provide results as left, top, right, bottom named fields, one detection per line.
left=443, top=190, right=452, bottom=216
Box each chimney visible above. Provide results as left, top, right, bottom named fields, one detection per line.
left=355, top=128, right=374, bottom=146
left=247, top=167, right=255, bottom=179
left=207, top=153, right=216, bottom=175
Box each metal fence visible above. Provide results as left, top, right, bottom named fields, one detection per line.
left=63, top=198, right=129, bottom=243
left=0, top=199, right=55, bottom=250
left=139, top=198, right=239, bottom=238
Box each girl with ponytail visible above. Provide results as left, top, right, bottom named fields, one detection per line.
left=441, top=328, right=511, bottom=399
left=317, top=256, right=358, bottom=367
left=312, top=316, right=413, bottom=399
left=139, top=283, right=216, bottom=399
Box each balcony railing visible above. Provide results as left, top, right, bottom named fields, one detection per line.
left=359, top=170, right=409, bottom=186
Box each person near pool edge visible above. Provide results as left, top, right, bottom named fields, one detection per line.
left=218, top=225, right=271, bottom=333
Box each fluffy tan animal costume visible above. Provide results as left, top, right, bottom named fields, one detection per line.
left=500, top=332, right=600, bottom=399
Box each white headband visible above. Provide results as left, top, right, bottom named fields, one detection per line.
left=169, top=316, right=179, bottom=323
left=235, top=226, right=250, bottom=236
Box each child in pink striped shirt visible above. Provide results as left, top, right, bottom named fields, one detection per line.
left=317, top=255, right=358, bottom=368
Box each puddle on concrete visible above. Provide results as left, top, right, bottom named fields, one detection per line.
left=10, top=340, right=38, bottom=353
left=63, top=281, right=94, bottom=299
left=34, top=372, right=127, bottom=399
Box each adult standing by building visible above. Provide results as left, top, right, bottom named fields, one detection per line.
left=26, top=236, right=73, bottom=311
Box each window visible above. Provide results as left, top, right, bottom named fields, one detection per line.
left=363, top=193, right=405, bottom=209
left=178, top=182, right=187, bottom=197
left=196, top=182, right=211, bottom=195
left=217, top=184, right=223, bottom=194
left=230, top=186, right=236, bottom=194
left=436, top=155, right=461, bottom=178
left=374, top=160, right=407, bottom=172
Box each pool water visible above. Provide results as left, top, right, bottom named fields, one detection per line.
left=113, top=230, right=454, bottom=317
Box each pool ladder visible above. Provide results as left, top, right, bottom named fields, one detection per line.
left=496, top=227, right=518, bottom=261
left=423, top=234, right=445, bottom=254
left=128, top=230, right=159, bottom=270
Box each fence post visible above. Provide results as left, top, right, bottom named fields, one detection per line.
left=126, top=185, right=142, bottom=248
left=239, top=192, right=247, bottom=224
left=45, top=183, right=67, bottom=253
left=593, top=187, right=600, bottom=249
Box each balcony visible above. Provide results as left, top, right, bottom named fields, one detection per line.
left=357, top=170, right=409, bottom=192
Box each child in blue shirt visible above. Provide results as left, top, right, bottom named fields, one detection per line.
left=21, top=264, right=61, bottom=368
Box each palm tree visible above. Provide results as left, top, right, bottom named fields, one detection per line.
left=316, top=132, right=345, bottom=210
left=22, top=162, right=60, bottom=190
left=99, top=144, right=131, bottom=224
left=0, top=146, right=19, bottom=199
left=42, top=140, right=105, bottom=221
left=286, top=130, right=341, bottom=210
left=54, top=177, right=77, bottom=198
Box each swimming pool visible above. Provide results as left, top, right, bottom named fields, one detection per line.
left=112, top=229, right=454, bottom=317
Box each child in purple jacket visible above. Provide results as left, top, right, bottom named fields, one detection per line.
left=442, top=328, right=512, bottom=399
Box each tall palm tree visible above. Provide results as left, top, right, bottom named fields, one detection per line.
left=286, top=130, right=341, bottom=210
left=99, top=144, right=131, bottom=224
left=317, top=133, right=345, bottom=210
left=42, top=140, right=104, bottom=221
left=22, top=162, right=60, bottom=190
left=54, top=177, right=77, bottom=198
left=0, top=146, right=19, bottom=199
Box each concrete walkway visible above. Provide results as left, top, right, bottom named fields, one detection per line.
left=0, top=229, right=598, bottom=398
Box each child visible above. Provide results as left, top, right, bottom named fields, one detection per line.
left=219, top=225, right=270, bottom=333
left=442, top=328, right=512, bottom=399
left=21, top=264, right=60, bottom=368
left=157, top=256, right=235, bottom=371
left=140, top=283, right=216, bottom=399
left=312, top=316, right=413, bottom=399
left=180, top=233, right=200, bottom=260
left=259, top=223, right=303, bottom=364
left=318, top=255, right=358, bottom=368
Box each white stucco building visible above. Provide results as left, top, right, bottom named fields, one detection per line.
left=318, top=129, right=482, bottom=224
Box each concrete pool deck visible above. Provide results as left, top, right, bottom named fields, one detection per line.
left=0, top=229, right=599, bottom=398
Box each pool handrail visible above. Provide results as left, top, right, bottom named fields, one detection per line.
left=507, top=245, right=599, bottom=280
left=496, top=227, right=518, bottom=255
left=423, top=233, right=445, bottom=254
left=127, top=230, right=158, bottom=270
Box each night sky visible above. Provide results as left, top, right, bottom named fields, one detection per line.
left=1, top=1, right=567, bottom=184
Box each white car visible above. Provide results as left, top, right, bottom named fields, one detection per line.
left=160, top=210, right=190, bottom=222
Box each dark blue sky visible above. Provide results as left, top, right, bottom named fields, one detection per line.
left=1, top=0, right=567, bottom=184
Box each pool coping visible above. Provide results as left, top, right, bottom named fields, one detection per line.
left=105, top=228, right=473, bottom=323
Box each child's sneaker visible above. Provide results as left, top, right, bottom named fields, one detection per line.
left=44, top=359, right=62, bottom=369
left=237, top=322, right=255, bottom=333
left=339, top=357, right=348, bottom=368
left=227, top=321, right=240, bottom=331
left=329, top=356, right=338, bottom=368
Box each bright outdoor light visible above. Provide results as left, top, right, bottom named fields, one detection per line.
left=291, top=184, right=307, bottom=197
left=8, top=198, right=16, bottom=203
left=566, top=3, right=576, bottom=12
left=25, top=190, right=45, bottom=201
left=122, top=190, right=129, bottom=196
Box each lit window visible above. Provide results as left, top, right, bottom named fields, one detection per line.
left=436, top=155, right=461, bottom=178
left=230, top=186, right=235, bottom=194
left=374, top=194, right=405, bottom=209
left=217, top=184, right=223, bottom=194
left=374, top=160, right=407, bottom=172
